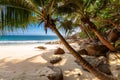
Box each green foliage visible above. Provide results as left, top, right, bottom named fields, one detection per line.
left=115, top=40, right=120, bottom=48
left=31, top=0, right=49, bottom=7
left=96, top=0, right=120, bottom=27
left=0, top=0, right=59, bottom=33
left=79, top=31, right=87, bottom=38
left=0, top=0, right=120, bottom=37
left=55, top=0, right=115, bottom=38
left=0, top=0, right=38, bottom=32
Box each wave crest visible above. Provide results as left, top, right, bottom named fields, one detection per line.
left=0, top=40, right=58, bottom=44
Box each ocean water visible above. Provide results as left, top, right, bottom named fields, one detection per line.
left=0, top=35, right=58, bottom=44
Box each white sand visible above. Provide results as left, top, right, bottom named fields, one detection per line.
left=0, top=43, right=119, bottom=80
left=0, top=44, right=59, bottom=80
left=0, top=43, right=60, bottom=59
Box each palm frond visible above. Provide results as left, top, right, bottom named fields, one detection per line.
left=0, top=0, right=39, bottom=32
left=31, top=0, right=49, bottom=7
left=85, top=0, right=111, bottom=17
left=58, top=20, right=76, bottom=35
left=0, top=0, right=37, bottom=12
left=56, top=0, right=83, bottom=15
left=83, top=0, right=96, bottom=9
left=57, top=4, right=77, bottom=14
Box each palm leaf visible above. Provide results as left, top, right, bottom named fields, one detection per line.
left=0, top=0, right=37, bottom=11
left=56, top=0, right=83, bottom=15
left=58, top=20, right=76, bottom=35
left=31, top=0, right=49, bottom=7
left=0, top=0, right=39, bottom=32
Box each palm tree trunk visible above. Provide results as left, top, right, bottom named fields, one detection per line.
left=106, top=20, right=120, bottom=30
left=79, top=24, right=93, bottom=41
left=87, top=21, right=116, bottom=51
left=50, top=24, right=116, bottom=80
left=81, top=17, right=116, bottom=51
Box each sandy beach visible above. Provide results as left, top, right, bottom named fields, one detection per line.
left=0, top=43, right=119, bottom=80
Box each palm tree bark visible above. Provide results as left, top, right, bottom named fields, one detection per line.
left=106, top=20, right=120, bottom=30
left=50, top=24, right=117, bottom=80
left=81, top=18, right=116, bottom=51
left=79, top=24, right=93, bottom=41
left=87, top=21, right=116, bottom=51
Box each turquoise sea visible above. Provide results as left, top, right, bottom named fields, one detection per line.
left=0, top=35, right=58, bottom=44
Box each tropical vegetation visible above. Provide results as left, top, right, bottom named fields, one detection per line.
left=0, top=0, right=120, bottom=80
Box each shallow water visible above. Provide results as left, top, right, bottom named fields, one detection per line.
left=0, top=35, right=58, bottom=45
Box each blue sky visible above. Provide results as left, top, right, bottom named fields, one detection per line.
left=6, top=24, right=56, bottom=35
left=5, top=23, right=81, bottom=36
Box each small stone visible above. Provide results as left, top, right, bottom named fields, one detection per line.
left=38, top=66, right=63, bottom=80
left=50, top=57, right=62, bottom=64
left=77, top=73, right=81, bottom=76
left=116, top=65, right=120, bottom=70
left=118, top=73, right=120, bottom=80
left=37, top=46, right=46, bottom=50
left=54, top=48, right=65, bottom=55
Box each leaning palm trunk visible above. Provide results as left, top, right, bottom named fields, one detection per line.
left=50, top=24, right=117, bottom=80
left=105, top=20, right=120, bottom=30
left=81, top=18, right=116, bottom=51
left=79, top=24, right=93, bottom=41
left=88, top=21, right=116, bottom=51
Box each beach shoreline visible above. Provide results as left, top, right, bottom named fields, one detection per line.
left=0, top=42, right=119, bottom=80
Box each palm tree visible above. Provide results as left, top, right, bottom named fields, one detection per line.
left=0, top=0, right=116, bottom=80
left=56, top=0, right=116, bottom=51
left=94, top=0, right=120, bottom=30
left=57, top=14, right=94, bottom=41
